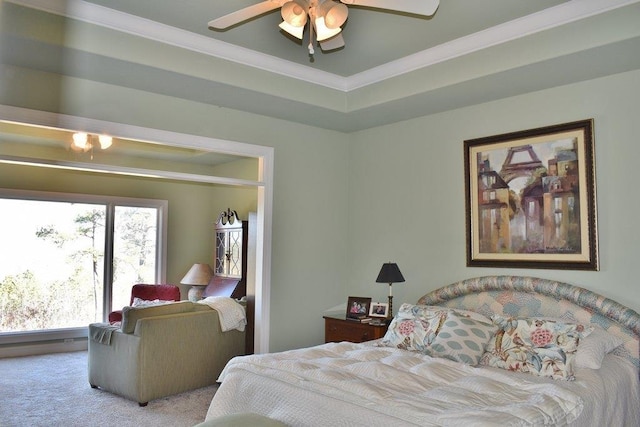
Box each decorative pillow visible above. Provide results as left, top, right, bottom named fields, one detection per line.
left=132, top=297, right=173, bottom=307
left=480, top=315, right=593, bottom=380
left=575, top=325, right=624, bottom=369
left=427, top=310, right=498, bottom=365
left=380, top=303, right=448, bottom=352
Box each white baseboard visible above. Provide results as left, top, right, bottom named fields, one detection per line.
left=0, top=340, right=88, bottom=358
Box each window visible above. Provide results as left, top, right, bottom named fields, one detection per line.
left=0, top=189, right=167, bottom=342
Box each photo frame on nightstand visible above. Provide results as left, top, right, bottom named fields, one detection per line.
left=369, top=302, right=389, bottom=318
left=346, top=296, right=372, bottom=320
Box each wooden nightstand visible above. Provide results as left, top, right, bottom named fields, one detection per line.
left=323, top=315, right=388, bottom=343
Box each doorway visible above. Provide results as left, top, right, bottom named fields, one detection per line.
left=0, top=105, right=273, bottom=354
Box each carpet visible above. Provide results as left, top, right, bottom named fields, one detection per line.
left=0, top=351, right=217, bottom=427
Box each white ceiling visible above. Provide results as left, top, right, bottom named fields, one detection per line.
left=3, top=0, right=640, bottom=132
left=77, top=0, right=569, bottom=77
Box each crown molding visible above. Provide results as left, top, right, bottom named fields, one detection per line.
left=7, top=0, right=640, bottom=92
left=6, top=0, right=349, bottom=91
left=347, top=0, right=640, bottom=90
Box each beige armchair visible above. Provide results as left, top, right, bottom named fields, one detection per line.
left=88, top=300, right=245, bottom=406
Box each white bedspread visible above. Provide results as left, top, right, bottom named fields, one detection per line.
left=207, top=342, right=599, bottom=426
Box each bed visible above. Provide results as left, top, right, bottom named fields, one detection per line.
left=205, top=276, right=640, bottom=426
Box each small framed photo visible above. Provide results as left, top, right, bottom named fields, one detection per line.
left=369, top=302, right=389, bottom=318
left=346, top=296, right=372, bottom=320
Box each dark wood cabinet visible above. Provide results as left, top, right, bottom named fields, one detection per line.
left=323, top=315, right=388, bottom=343
left=213, top=210, right=247, bottom=298
left=203, top=209, right=253, bottom=354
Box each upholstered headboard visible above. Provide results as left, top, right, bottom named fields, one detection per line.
left=418, top=276, right=640, bottom=368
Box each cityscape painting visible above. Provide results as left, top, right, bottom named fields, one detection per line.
left=464, top=120, right=598, bottom=270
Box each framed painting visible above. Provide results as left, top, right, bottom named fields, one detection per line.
left=464, top=119, right=598, bottom=270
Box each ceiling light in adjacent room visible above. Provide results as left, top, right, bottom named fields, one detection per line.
left=71, top=132, right=113, bottom=152
left=71, top=132, right=113, bottom=160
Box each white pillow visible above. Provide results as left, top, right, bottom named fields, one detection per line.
left=575, top=325, right=624, bottom=369
left=131, top=297, right=173, bottom=307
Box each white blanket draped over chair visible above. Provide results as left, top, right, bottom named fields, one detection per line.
left=198, top=296, right=247, bottom=332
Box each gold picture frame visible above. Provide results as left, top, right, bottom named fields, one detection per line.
left=464, top=119, right=598, bottom=270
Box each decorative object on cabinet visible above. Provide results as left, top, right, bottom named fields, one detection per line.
left=464, top=119, right=598, bottom=270
left=180, top=263, right=214, bottom=302
left=375, top=262, right=405, bottom=319
left=345, top=296, right=372, bottom=322
left=323, top=314, right=388, bottom=343
left=369, top=302, right=389, bottom=318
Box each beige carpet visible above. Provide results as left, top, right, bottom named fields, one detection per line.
left=0, top=351, right=217, bottom=427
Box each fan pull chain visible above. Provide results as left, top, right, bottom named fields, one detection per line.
left=308, top=18, right=314, bottom=55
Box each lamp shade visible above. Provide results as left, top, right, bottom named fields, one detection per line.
left=180, top=263, right=214, bottom=286
left=317, top=1, right=348, bottom=29
left=279, top=20, right=305, bottom=39
left=98, top=134, right=113, bottom=149
left=281, top=0, right=308, bottom=27
left=375, top=263, right=405, bottom=284
left=314, top=16, right=341, bottom=41
left=72, top=132, right=88, bottom=149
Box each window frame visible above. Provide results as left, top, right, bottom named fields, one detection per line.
left=0, top=188, right=167, bottom=344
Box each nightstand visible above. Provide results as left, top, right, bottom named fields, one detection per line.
left=323, top=315, right=388, bottom=343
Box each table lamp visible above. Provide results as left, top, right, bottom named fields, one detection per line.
left=375, top=262, right=405, bottom=319
left=181, top=263, right=213, bottom=301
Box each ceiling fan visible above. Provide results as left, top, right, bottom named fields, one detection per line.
left=208, top=0, right=439, bottom=55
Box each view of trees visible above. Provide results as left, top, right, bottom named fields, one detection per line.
left=0, top=200, right=157, bottom=333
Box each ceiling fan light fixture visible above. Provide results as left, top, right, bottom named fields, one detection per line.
left=208, top=0, right=440, bottom=56
left=314, top=16, right=341, bottom=41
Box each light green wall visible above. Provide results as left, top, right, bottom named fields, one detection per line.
left=349, top=69, right=640, bottom=316
left=2, top=69, right=639, bottom=352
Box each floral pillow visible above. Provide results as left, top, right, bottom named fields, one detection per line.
left=380, top=303, right=448, bottom=352
left=480, top=315, right=593, bottom=380
left=427, top=310, right=498, bottom=365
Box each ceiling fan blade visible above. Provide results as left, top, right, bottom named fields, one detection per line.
left=208, top=1, right=286, bottom=30
left=320, top=33, right=345, bottom=51
left=341, top=0, right=439, bottom=17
